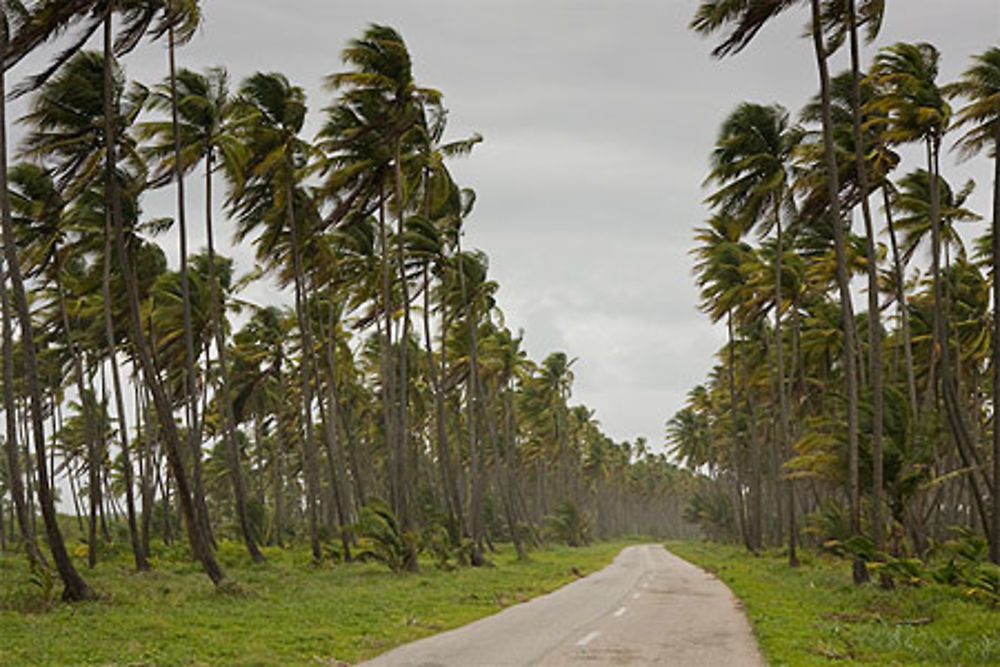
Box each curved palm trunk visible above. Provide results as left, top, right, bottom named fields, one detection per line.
left=846, top=2, right=885, bottom=561
left=167, top=25, right=212, bottom=551
left=809, top=0, right=867, bottom=584
left=204, top=153, right=265, bottom=564
left=0, top=12, right=93, bottom=599
left=103, top=13, right=225, bottom=586
left=929, top=138, right=992, bottom=542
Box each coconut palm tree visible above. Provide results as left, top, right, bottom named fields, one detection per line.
left=705, top=101, right=802, bottom=560
left=869, top=43, right=992, bottom=546
left=228, top=71, right=324, bottom=562
left=0, top=5, right=96, bottom=601
left=946, top=47, right=1000, bottom=563
left=141, top=66, right=263, bottom=563
left=692, top=0, right=866, bottom=581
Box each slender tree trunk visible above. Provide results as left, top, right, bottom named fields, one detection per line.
left=992, top=123, right=1000, bottom=564
left=392, top=144, right=417, bottom=540
left=103, top=13, right=225, bottom=586
left=773, top=198, right=797, bottom=565
left=1, top=259, right=45, bottom=570
left=165, top=25, right=212, bottom=556
left=846, top=2, right=885, bottom=564
left=929, top=138, right=992, bottom=542
left=457, top=241, right=486, bottom=566
left=203, top=151, right=265, bottom=563
left=284, top=170, right=322, bottom=563
left=809, top=0, right=866, bottom=583
left=99, top=244, right=147, bottom=571
left=883, top=187, right=919, bottom=417
left=0, top=12, right=92, bottom=598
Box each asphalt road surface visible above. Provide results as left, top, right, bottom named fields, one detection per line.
left=357, top=544, right=765, bottom=666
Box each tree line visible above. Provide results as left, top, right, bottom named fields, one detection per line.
left=672, top=0, right=1000, bottom=582
left=0, top=2, right=697, bottom=602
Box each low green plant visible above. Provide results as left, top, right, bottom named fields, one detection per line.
left=544, top=501, right=591, bottom=547
left=354, top=498, right=420, bottom=572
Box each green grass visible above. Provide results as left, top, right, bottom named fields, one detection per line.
left=666, top=540, right=1000, bottom=666
left=0, top=539, right=635, bottom=666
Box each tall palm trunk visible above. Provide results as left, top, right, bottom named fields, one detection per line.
left=992, top=120, right=1000, bottom=564
left=284, top=172, right=322, bottom=563
left=392, top=143, right=416, bottom=536
left=203, top=151, right=264, bottom=564
left=930, top=137, right=992, bottom=541
left=773, top=198, right=796, bottom=564
left=376, top=188, right=400, bottom=518
left=102, top=12, right=225, bottom=586
left=0, top=10, right=94, bottom=599
left=99, top=229, right=147, bottom=571
left=316, top=291, right=353, bottom=561
left=52, top=254, right=111, bottom=569
left=809, top=0, right=867, bottom=584
left=883, top=186, right=919, bottom=418
left=167, top=25, right=211, bottom=549
left=423, top=262, right=462, bottom=543
left=457, top=241, right=486, bottom=566
left=846, top=1, right=885, bottom=559
left=1, top=258, right=45, bottom=569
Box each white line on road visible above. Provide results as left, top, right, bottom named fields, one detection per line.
left=577, top=631, right=601, bottom=647
left=613, top=606, right=627, bottom=618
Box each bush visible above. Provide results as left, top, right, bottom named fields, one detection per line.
left=544, top=502, right=591, bottom=547
left=353, top=499, right=419, bottom=572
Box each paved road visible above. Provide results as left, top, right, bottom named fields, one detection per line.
left=357, top=544, right=765, bottom=666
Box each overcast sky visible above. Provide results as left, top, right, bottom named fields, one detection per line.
left=16, top=1, right=998, bottom=451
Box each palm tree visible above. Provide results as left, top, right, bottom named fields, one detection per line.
left=229, top=71, right=324, bottom=562
left=0, top=5, right=96, bottom=601
left=692, top=0, right=866, bottom=581
left=946, top=47, right=1000, bottom=563
left=870, top=43, right=991, bottom=545
left=141, top=66, right=263, bottom=563
left=705, top=101, right=802, bottom=560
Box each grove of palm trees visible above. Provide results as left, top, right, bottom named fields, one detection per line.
left=0, top=0, right=698, bottom=614
left=674, top=0, right=1000, bottom=591
left=4, top=0, right=1000, bottom=665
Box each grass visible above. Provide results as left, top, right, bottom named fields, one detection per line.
left=666, top=540, right=1000, bottom=666
left=0, top=538, right=635, bottom=666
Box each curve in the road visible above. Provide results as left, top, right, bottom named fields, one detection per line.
left=357, top=543, right=765, bottom=667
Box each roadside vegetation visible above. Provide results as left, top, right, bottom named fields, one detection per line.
left=0, top=0, right=698, bottom=616
left=669, top=540, right=1000, bottom=665
left=675, top=0, right=1000, bottom=589
left=0, top=539, right=635, bottom=665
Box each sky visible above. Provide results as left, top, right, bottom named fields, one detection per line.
left=13, top=0, right=999, bottom=452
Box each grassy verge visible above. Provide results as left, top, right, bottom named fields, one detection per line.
left=0, top=539, right=635, bottom=665
left=666, top=540, right=1000, bottom=665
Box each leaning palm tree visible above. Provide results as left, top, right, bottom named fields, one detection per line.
left=946, top=47, right=1000, bottom=563
left=228, top=71, right=324, bottom=563
left=705, top=101, right=801, bottom=561
left=692, top=0, right=866, bottom=581
left=141, top=66, right=264, bottom=563
left=0, top=5, right=96, bottom=600
left=870, top=43, right=992, bottom=546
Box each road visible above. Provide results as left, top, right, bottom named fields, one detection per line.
left=357, top=544, right=765, bottom=666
